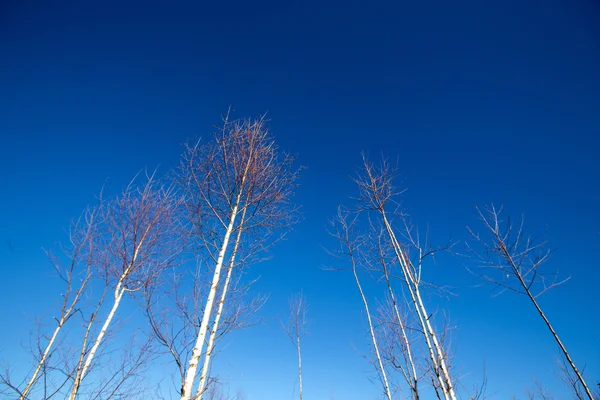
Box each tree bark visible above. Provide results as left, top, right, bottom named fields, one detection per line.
left=352, top=255, right=393, bottom=400
left=196, top=206, right=247, bottom=399
left=382, top=212, right=455, bottom=400
left=68, top=284, right=125, bottom=400
left=180, top=203, right=239, bottom=400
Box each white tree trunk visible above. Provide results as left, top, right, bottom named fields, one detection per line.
left=297, top=336, right=303, bottom=400
left=353, top=262, right=393, bottom=400
left=68, top=283, right=125, bottom=400
left=19, top=322, right=62, bottom=399
left=180, top=203, right=239, bottom=400
left=382, top=213, right=455, bottom=400
left=196, top=206, right=247, bottom=399
left=508, top=249, right=594, bottom=400
left=384, top=273, right=419, bottom=398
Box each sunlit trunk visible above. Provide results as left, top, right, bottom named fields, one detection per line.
left=297, top=336, right=303, bottom=400
left=352, top=258, right=393, bottom=400
left=196, top=206, right=247, bottom=399
left=180, top=202, right=240, bottom=400
left=68, top=283, right=125, bottom=400
left=382, top=212, right=455, bottom=400
left=383, top=269, right=419, bottom=399
left=502, top=245, right=594, bottom=400
left=19, top=322, right=62, bottom=399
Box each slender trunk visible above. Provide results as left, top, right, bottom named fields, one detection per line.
left=501, top=245, right=594, bottom=400
left=68, top=284, right=125, bottom=400
left=413, top=283, right=454, bottom=399
left=69, top=310, right=98, bottom=400
left=297, top=336, right=303, bottom=400
left=527, top=294, right=592, bottom=399
left=21, top=273, right=89, bottom=399
left=196, top=206, right=247, bottom=399
left=181, top=143, right=254, bottom=400
left=382, top=212, right=455, bottom=400
left=19, top=323, right=62, bottom=399
left=352, top=259, right=393, bottom=400
left=383, top=270, right=419, bottom=399
left=180, top=203, right=240, bottom=400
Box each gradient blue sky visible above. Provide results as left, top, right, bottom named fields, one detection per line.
left=1, top=0, right=599, bottom=399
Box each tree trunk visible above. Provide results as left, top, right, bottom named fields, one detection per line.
left=501, top=244, right=594, bottom=400
left=352, top=259, right=393, bottom=400
left=68, top=284, right=125, bottom=400
left=69, top=277, right=125, bottom=400
left=19, top=322, right=62, bottom=399
left=297, top=336, right=303, bottom=400
left=382, top=212, right=455, bottom=400
left=383, top=268, right=419, bottom=399
left=196, top=206, right=247, bottom=399
left=180, top=203, right=239, bottom=400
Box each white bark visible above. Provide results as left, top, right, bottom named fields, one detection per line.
left=182, top=133, right=256, bottom=400
left=196, top=206, right=247, bottom=399
left=19, top=323, right=61, bottom=399
left=382, top=212, right=455, bottom=400
left=68, top=233, right=148, bottom=399
left=383, top=269, right=419, bottom=398
left=297, top=336, right=303, bottom=400
left=501, top=243, right=594, bottom=400
left=180, top=203, right=239, bottom=400
left=352, top=257, right=393, bottom=400
left=68, top=284, right=125, bottom=400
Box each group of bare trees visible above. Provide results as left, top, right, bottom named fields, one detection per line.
left=1, top=174, right=179, bottom=400
left=1, top=116, right=299, bottom=400
left=330, top=156, right=596, bottom=400
left=1, top=116, right=596, bottom=400
left=331, top=157, right=456, bottom=400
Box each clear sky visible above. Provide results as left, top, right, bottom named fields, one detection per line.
left=1, top=0, right=599, bottom=399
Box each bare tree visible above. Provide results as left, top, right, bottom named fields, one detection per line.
left=366, top=222, right=420, bottom=400
left=0, top=204, right=102, bottom=399
left=331, top=209, right=393, bottom=400
left=195, top=203, right=250, bottom=399
left=467, top=206, right=594, bottom=400
left=176, top=116, right=299, bottom=400
left=68, top=172, right=181, bottom=399
left=346, top=155, right=456, bottom=400
left=1, top=172, right=178, bottom=400
left=376, top=295, right=422, bottom=400
left=283, top=292, right=308, bottom=400
left=143, top=249, right=265, bottom=399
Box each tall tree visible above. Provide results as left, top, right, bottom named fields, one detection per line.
left=0, top=205, right=101, bottom=400
left=68, top=173, right=180, bottom=399
left=331, top=209, right=394, bottom=400
left=177, top=116, right=299, bottom=400
left=358, top=156, right=456, bottom=399
left=334, top=155, right=456, bottom=400
left=283, top=292, right=308, bottom=400
left=467, top=206, right=594, bottom=400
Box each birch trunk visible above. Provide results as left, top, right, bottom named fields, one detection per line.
left=19, top=322, right=62, bottom=399
left=68, top=237, right=146, bottom=399
left=352, top=258, right=393, bottom=400
left=297, top=336, right=303, bottom=400
left=70, top=309, right=98, bottom=400
left=383, top=270, right=419, bottom=399
left=68, top=284, right=125, bottom=400
left=195, top=206, right=247, bottom=399
left=180, top=202, right=239, bottom=400
left=382, top=212, right=455, bottom=400
left=501, top=245, right=594, bottom=400
left=528, top=293, right=593, bottom=399
left=181, top=136, right=256, bottom=400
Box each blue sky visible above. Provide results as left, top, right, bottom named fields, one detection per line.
left=1, top=0, right=599, bottom=398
